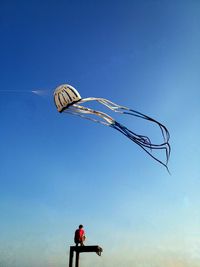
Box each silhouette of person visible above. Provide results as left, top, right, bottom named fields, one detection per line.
left=74, top=224, right=86, bottom=246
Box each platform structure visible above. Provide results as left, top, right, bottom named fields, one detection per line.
left=69, top=245, right=103, bottom=267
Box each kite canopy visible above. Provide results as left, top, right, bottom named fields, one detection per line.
left=54, top=84, right=81, bottom=112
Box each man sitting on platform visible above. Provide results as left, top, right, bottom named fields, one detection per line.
left=74, top=225, right=86, bottom=246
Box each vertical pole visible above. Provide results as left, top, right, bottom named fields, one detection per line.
left=75, top=251, right=80, bottom=267
left=69, top=247, right=74, bottom=267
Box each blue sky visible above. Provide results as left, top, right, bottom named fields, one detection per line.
left=0, top=1, right=200, bottom=266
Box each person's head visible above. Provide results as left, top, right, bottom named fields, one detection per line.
left=79, top=224, right=83, bottom=229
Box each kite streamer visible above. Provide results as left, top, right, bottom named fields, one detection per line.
left=54, top=84, right=171, bottom=172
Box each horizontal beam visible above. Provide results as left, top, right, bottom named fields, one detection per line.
left=70, top=245, right=103, bottom=255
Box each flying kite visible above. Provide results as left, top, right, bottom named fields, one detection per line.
left=54, top=84, right=171, bottom=172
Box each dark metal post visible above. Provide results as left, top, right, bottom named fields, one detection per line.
left=75, top=251, right=80, bottom=267
left=69, top=247, right=74, bottom=267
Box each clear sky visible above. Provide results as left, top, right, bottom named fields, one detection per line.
left=0, top=1, right=200, bottom=266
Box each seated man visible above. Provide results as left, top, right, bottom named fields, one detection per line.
left=74, top=225, right=86, bottom=246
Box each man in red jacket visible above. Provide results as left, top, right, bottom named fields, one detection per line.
left=74, top=225, right=86, bottom=246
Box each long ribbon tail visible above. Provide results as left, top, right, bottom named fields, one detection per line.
left=98, top=98, right=170, bottom=143
left=63, top=104, right=113, bottom=125
left=97, top=98, right=171, bottom=159
left=111, top=121, right=171, bottom=173
left=64, top=97, right=171, bottom=172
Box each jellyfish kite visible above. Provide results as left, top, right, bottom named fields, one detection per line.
left=54, top=84, right=171, bottom=172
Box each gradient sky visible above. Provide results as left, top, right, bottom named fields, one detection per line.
left=0, top=1, right=200, bottom=266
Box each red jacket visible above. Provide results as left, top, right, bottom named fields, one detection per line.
left=74, top=229, right=85, bottom=243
